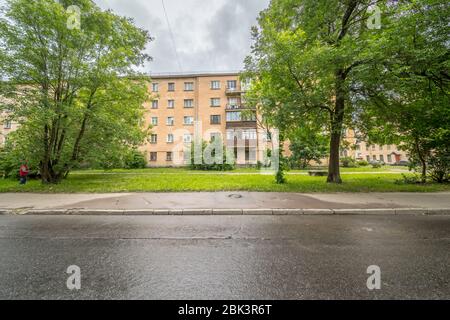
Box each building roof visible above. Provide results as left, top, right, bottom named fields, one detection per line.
left=149, top=71, right=241, bottom=79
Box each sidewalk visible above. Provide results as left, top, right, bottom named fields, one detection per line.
left=0, top=192, right=449, bottom=215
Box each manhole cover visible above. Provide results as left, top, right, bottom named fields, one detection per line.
left=228, top=194, right=243, bottom=199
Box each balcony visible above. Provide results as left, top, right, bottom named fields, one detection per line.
left=226, top=104, right=256, bottom=111
left=226, top=120, right=257, bottom=129
left=225, top=87, right=242, bottom=96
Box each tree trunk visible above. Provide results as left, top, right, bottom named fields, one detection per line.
left=327, top=129, right=342, bottom=183
left=414, top=137, right=427, bottom=183
left=327, top=70, right=346, bottom=184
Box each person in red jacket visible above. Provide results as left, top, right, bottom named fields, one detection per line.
left=19, top=162, right=29, bottom=185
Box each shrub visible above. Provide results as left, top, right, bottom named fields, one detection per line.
left=340, top=157, right=357, bottom=168
left=372, top=162, right=382, bottom=169
left=124, top=149, right=147, bottom=169
left=190, top=140, right=235, bottom=171
left=428, top=149, right=450, bottom=183
left=357, top=160, right=369, bottom=166
left=395, top=173, right=422, bottom=185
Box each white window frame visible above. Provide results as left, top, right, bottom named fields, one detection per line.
left=184, top=116, right=194, bottom=125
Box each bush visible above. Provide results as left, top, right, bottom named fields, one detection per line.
left=428, top=149, right=450, bottom=183
left=190, top=140, right=235, bottom=171
left=357, top=160, right=369, bottom=166
left=395, top=173, right=422, bottom=185
left=340, top=157, right=357, bottom=168
left=372, top=162, right=382, bottom=169
left=124, top=149, right=147, bottom=169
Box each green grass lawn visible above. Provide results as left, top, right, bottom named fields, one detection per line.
left=0, top=168, right=448, bottom=193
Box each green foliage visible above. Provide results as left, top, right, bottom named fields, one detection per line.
left=190, top=140, right=235, bottom=171
left=243, top=0, right=397, bottom=183
left=354, top=0, right=450, bottom=182
left=124, top=149, right=147, bottom=170
left=340, top=157, right=357, bottom=168
left=372, top=162, right=382, bottom=169
left=395, top=174, right=423, bottom=185
left=0, top=0, right=152, bottom=183
left=288, top=126, right=329, bottom=169
left=428, top=148, right=450, bottom=183
left=357, top=160, right=369, bottom=167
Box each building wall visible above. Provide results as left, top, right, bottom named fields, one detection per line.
left=0, top=119, right=19, bottom=146
left=341, top=129, right=409, bottom=164
left=141, top=73, right=264, bottom=167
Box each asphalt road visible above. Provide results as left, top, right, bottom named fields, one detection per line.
left=0, top=215, right=448, bottom=300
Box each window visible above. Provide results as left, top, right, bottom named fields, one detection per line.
left=152, top=83, right=159, bottom=92
left=150, top=134, right=158, bottom=144
left=168, top=83, right=175, bottom=91
left=4, top=121, right=11, bottom=129
left=373, top=155, right=377, bottom=161
left=387, top=154, right=392, bottom=163
left=242, top=112, right=257, bottom=121
left=380, top=155, right=384, bottom=162
left=168, top=100, right=175, bottom=109
left=150, top=152, right=157, bottom=162
left=167, top=117, right=174, bottom=126
left=183, top=149, right=191, bottom=160
left=210, top=115, right=221, bottom=125
left=266, top=131, right=272, bottom=142
left=151, top=100, right=159, bottom=109
left=227, top=80, right=237, bottom=90
left=366, top=145, right=369, bottom=151
left=211, top=98, right=221, bottom=107
left=184, top=99, right=194, bottom=108
left=211, top=81, right=220, bottom=90
left=166, top=152, right=173, bottom=162
left=151, top=117, right=158, bottom=126
left=184, top=82, right=194, bottom=91
left=356, top=144, right=361, bottom=151
left=228, top=97, right=239, bottom=107
left=226, top=111, right=241, bottom=122
left=167, top=134, right=174, bottom=143
left=183, top=134, right=193, bottom=143
left=366, top=155, right=370, bottom=162
left=242, top=130, right=257, bottom=140
left=184, top=116, right=194, bottom=125
left=379, top=145, right=383, bottom=151
left=210, top=132, right=221, bottom=142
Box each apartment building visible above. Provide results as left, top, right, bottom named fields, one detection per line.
left=0, top=73, right=408, bottom=167
left=341, top=129, right=409, bottom=164
left=142, top=72, right=270, bottom=167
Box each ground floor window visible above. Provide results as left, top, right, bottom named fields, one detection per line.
left=150, top=152, right=157, bottom=162
left=166, top=152, right=173, bottom=162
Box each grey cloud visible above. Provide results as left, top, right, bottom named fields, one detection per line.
left=94, top=0, right=270, bottom=73
left=0, top=0, right=270, bottom=73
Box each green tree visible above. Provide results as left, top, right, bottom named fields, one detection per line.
left=244, top=0, right=389, bottom=183
left=354, top=0, right=450, bottom=183
left=288, top=126, right=329, bottom=169
left=0, top=0, right=152, bottom=183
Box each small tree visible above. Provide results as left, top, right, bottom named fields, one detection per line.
left=190, top=139, right=235, bottom=171
left=288, top=126, right=329, bottom=169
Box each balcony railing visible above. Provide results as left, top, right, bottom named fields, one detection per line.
left=225, top=87, right=242, bottom=95
left=226, top=104, right=255, bottom=111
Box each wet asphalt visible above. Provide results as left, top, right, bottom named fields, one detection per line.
left=0, top=215, right=448, bottom=300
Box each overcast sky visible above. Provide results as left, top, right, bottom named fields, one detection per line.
left=93, top=0, right=270, bottom=74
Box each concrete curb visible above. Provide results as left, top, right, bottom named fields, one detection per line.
left=1, top=208, right=449, bottom=216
